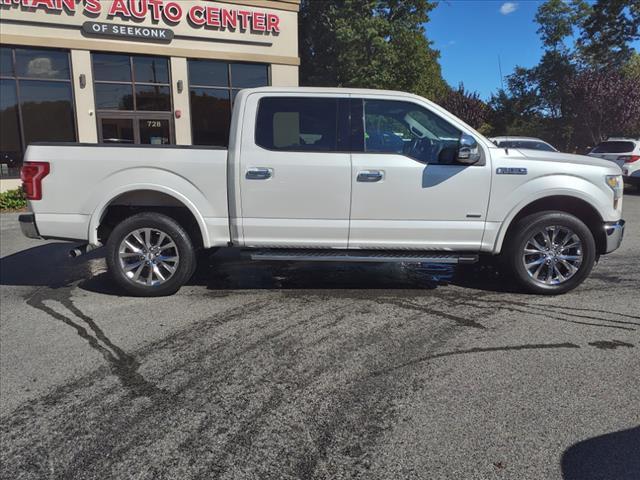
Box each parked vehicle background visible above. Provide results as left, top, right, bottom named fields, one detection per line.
left=588, top=138, right=640, bottom=187
left=490, top=137, right=558, bottom=152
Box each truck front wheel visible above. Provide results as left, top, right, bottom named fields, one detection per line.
left=106, top=212, right=196, bottom=297
left=504, top=211, right=596, bottom=295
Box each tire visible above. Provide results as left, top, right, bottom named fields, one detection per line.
left=503, top=211, right=596, bottom=295
left=106, top=212, right=196, bottom=297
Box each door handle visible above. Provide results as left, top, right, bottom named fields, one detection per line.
left=357, top=170, right=384, bottom=182
left=246, top=167, right=273, bottom=180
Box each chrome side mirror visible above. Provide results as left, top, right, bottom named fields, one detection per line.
left=457, top=133, right=481, bottom=165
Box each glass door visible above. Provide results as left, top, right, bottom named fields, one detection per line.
left=98, top=114, right=173, bottom=145
left=99, top=117, right=135, bottom=144
left=139, top=117, right=171, bottom=145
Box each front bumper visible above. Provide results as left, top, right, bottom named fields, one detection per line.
left=19, top=213, right=41, bottom=240
left=603, top=220, right=625, bottom=254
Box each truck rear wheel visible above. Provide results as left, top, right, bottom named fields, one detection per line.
left=106, top=212, right=196, bottom=297
left=504, top=211, right=596, bottom=295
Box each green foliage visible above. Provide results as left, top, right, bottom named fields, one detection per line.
left=299, top=0, right=447, bottom=100
left=623, top=52, right=640, bottom=81
left=578, top=0, right=640, bottom=68
left=535, top=0, right=588, bottom=51
left=0, top=188, right=26, bottom=211
left=490, top=0, right=640, bottom=152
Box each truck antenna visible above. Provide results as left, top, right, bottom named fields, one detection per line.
left=498, top=54, right=509, bottom=154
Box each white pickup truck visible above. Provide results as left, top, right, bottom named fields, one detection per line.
left=19, top=87, right=625, bottom=296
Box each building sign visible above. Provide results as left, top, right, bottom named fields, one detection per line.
left=0, top=0, right=281, bottom=34
left=82, top=21, right=173, bottom=42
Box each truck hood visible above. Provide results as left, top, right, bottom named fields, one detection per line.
left=510, top=149, right=622, bottom=174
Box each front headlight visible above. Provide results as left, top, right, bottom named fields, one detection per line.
left=605, top=175, right=623, bottom=203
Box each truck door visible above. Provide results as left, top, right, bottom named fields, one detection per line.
left=348, top=98, right=492, bottom=250
left=237, top=94, right=352, bottom=248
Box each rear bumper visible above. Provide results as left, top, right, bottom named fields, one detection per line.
left=19, top=213, right=41, bottom=240
left=603, top=220, right=625, bottom=254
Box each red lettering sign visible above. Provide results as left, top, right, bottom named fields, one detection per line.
left=1, top=0, right=282, bottom=34
left=84, top=0, right=101, bottom=15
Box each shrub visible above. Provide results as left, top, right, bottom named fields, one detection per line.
left=0, top=188, right=26, bottom=211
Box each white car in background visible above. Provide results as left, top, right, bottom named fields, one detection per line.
left=588, top=138, right=640, bottom=187
left=490, top=136, right=558, bottom=152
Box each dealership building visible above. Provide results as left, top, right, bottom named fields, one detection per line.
left=0, top=0, right=300, bottom=189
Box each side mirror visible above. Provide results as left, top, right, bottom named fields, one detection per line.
left=457, top=133, right=481, bottom=165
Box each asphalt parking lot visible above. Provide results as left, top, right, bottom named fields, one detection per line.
left=1, top=193, right=639, bottom=480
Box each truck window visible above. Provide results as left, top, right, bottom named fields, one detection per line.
left=590, top=141, right=635, bottom=154
left=362, top=99, right=463, bottom=164
left=256, top=97, right=341, bottom=152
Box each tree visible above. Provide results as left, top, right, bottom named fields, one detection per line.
left=568, top=69, right=640, bottom=145
left=622, top=51, right=640, bottom=81
left=439, top=83, right=490, bottom=131
left=534, top=0, right=588, bottom=51
left=578, top=0, right=640, bottom=68
left=298, top=0, right=447, bottom=100
left=491, top=0, right=640, bottom=151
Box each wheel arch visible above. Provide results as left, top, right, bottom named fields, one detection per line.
left=90, top=186, right=210, bottom=249
left=495, top=195, right=606, bottom=254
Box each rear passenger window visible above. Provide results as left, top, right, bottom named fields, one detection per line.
left=256, top=97, right=340, bottom=152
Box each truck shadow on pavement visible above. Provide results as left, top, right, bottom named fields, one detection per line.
left=0, top=242, right=515, bottom=294
left=0, top=242, right=105, bottom=289
left=5, top=243, right=636, bottom=335
left=561, top=426, right=640, bottom=480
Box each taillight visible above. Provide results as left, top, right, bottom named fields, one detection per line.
left=20, top=162, right=50, bottom=200
left=619, top=155, right=640, bottom=164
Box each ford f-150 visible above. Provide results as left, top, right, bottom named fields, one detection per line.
left=19, top=87, right=625, bottom=296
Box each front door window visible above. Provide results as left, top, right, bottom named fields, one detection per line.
left=363, top=99, right=463, bottom=164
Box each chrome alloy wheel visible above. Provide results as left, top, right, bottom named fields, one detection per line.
left=522, top=225, right=583, bottom=285
left=118, top=228, right=180, bottom=286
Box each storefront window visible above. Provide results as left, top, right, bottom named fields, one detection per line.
left=0, top=46, right=76, bottom=178
left=93, top=53, right=171, bottom=113
left=15, top=48, right=71, bottom=80
left=94, top=84, right=134, bottom=111
left=20, top=81, right=76, bottom=145
left=0, top=80, right=22, bottom=173
left=92, top=53, right=131, bottom=82
left=135, top=85, right=171, bottom=111
left=93, top=53, right=173, bottom=145
left=188, top=60, right=269, bottom=146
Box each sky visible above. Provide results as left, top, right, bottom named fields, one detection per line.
left=426, top=0, right=640, bottom=100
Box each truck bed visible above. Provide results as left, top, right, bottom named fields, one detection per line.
left=24, top=143, right=230, bottom=247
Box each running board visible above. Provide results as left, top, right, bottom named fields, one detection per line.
left=248, top=249, right=479, bottom=264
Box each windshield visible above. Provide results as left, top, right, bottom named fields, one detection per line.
left=497, top=140, right=556, bottom=152
left=591, top=141, right=635, bottom=154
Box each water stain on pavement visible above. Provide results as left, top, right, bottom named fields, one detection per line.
left=588, top=339, right=635, bottom=350
left=25, top=286, right=166, bottom=399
